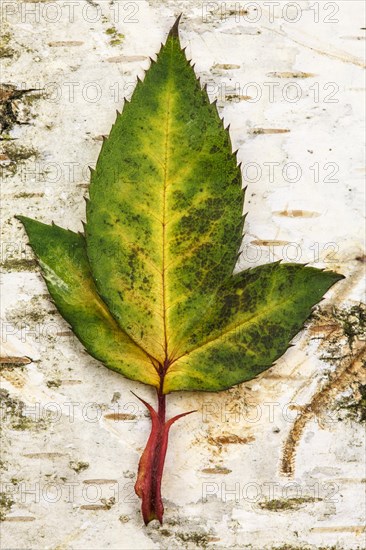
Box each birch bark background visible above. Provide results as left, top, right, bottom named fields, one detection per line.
left=0, top=1, right=365, bottom=549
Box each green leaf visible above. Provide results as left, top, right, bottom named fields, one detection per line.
left=164, top=262, right=344, bottom=392
left=16, top=17, right=345, bottom=526
left=16, top=18, right=343, bottom=394
left=85, top=21, right=244, bottom=364
left=16, top=216, right=160, bottom=388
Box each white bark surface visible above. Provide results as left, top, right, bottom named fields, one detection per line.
left=1, top=1, right=365, bottom=549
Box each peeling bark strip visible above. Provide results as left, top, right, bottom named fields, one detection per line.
left=251, top=239, right=290, bottom=246
left=266, top=71, right=317, bottom=78
left=281, top=343, right=366, bottom=477
left=201, top=467, right=232, bottom=474
left=272, top=210, right=321, bottom=218
left=0, top=356, right=31, bottom=365
left=23, top=452, right=66, bottom=459
left=212, top=63, right=241, bottom=70
left=208, top=434, right=255, bottom=446
left=48, top=41, right=84, bottom=47
left=83, top=479, right=118, bottom=485
left=106, top=55, right=148, bottom=63
left=311, top=526, right=366, bottom=534
left=103, top=413, right=136, bottom=420
left=249, top=128, right=290, bottom=135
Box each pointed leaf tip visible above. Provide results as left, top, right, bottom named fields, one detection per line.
left=168, top=14, right=182, bottom=39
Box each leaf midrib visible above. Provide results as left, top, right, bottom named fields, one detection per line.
left=161, top=40, right=174, bottom=364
